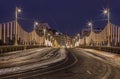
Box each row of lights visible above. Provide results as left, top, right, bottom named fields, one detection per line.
left=74, top=8, right=110, bottom=38
left=74, top=8, right=110, bottom=47
left=15, top=7, right=49, bottom=46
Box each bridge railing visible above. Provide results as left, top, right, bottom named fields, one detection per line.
left=0, top=45, right=48, bottom=53
left=79, top=45, right=120, bottom=54
left=77, top=23, right=120, bottom=47
left=0, top=21, right=54, bottom=47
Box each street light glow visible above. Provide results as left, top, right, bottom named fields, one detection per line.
left=75, top=36, right=77, bottom=39
left=48, top=33, right=50, bottom=36
left=17, top=8, right=21, bottom=13
left=43, top=28, right=46, bottom=32
left=103, top=9, right=108, bottom=15
left=88, top=22, right=92, bottom=27
left=77, top=33, right=80, bottom=36
left=35, top=22, right=38, bottom=25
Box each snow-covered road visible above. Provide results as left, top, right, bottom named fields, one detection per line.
left=0, top=48, right=67, bottom=76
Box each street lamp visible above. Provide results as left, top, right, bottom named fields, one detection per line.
left=34, top=21, right=39, bottom=29
left=103, top=8, right=111, bottom=47
left=18, top=8, right=21, bottom=13
left=103, top=9, right=108, bottom=14
left=43, top=28, right=46, bottom=46
left=14, top=7, right=21, bottom=45
left=77, top=33, right=80, bottom=46
left=77, top=33, right=80, bottom=39
left=48, top=33, right=50, bottom=36
left=33, top=21, right=39, bottom=45
left=88, top=21, right=93, bottom=46
left=77, top=33, right=80, bottom=36
left=47, top=33, right=51, bottom=46
left=88, top=21, right=93, bottom=33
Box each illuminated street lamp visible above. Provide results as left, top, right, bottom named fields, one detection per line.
left=88, top=21, right=93, bottom=46
left=14, top=7, right=21, bottom=45
left=88, top=21, right=93, bottom=33
left=77, top=33, right=80, bottom=38
left=18, top=8, right=21, bottom=13
left=103, top=8, right=110, bottom=23
left=48, top=33, right=50, bottom=36
left=77, top=33, right=80, bottom=46
left=33, top=21, right=39, bottom=45
left=75, top=36, right=77, bottom=40
left=43, top=28, right=46, bottom=46
left=34, top=21, right=39, bottom=29
left=47, top=33, right=51, bottom=46
left=103, top=9, right=108, bottom=14
left=47, top=33, right=50, bottom=41
left=103, top=8, right=111, bottom=47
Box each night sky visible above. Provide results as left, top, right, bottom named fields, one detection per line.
left=0, top=0, right=120, bottom=36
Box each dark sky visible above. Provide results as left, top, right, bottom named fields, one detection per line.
left=0, top=0, right=120, bottom=36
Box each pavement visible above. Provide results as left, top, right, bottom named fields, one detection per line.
left=0, top=48, right=120, bottom=79
left=26, top=48, right=120, bottom=79
left=0, top=48, right=68, bottom=79
left=80, top=48, right=120, bottom=68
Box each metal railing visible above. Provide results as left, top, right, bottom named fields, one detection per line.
left=79, top=46, right=120, bottom=54
left=0, top=45, right=47, bottom=53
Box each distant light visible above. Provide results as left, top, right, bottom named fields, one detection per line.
left=88, top=22, right=92, bottom=27
left=55, top=32, right=59, bottom=35
left=77, top=33, right=80, bottom=36
left=43, top=28, right=46, bottom=32
left=103, top=9, right=108, bottom=14
left=75, top=36, right=77, bottom=39
left=48, top=33, right=50, bottom=36
left=35, top=22, right=39, bottom=25
left=50, top=36, right=53, bottom=39
left=17, top=8, right=21, bottom=13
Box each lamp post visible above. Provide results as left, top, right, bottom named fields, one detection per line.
left=75, top=36, right=78, bottom=47
left=77, top=33, right=80, bottom=46
left=88, top=21, right=93, bottom=33
left=14, top=7, right=21, bottom=45
left=103, top=8, right=111, bottom=47
left=47, top=33, right=51, bottom=46
left=77, top=33, right=80, bottom=39
left=73, top=38, right=76, bottom=47
left=34, top=21, right=38, bottom=45
left=43, top=28, right=46, bottom=46
left=50, top=36, right=53, bottom=47
left=88, top=21, right=93, bottom=46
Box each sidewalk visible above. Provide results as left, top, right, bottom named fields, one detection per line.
left=79, top=48, right=120, bottom=68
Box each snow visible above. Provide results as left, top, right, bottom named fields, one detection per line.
left=0, top=48, right=67, bottom=75
left=0, top=48, right=50, bottom=61
left=79, top=48, right=120, bottom=68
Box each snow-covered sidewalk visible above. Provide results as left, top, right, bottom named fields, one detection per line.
left=0, top=48, right=67, bottom=75
left=79, top=48, right=120, bottom=68
left=0, top=48, right=50, bottom=61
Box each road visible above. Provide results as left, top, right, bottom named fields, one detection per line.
left=0, top=48, right=120, bottom=79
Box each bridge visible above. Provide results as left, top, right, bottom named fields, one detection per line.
left=0, top=7, right=120, bottom=79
